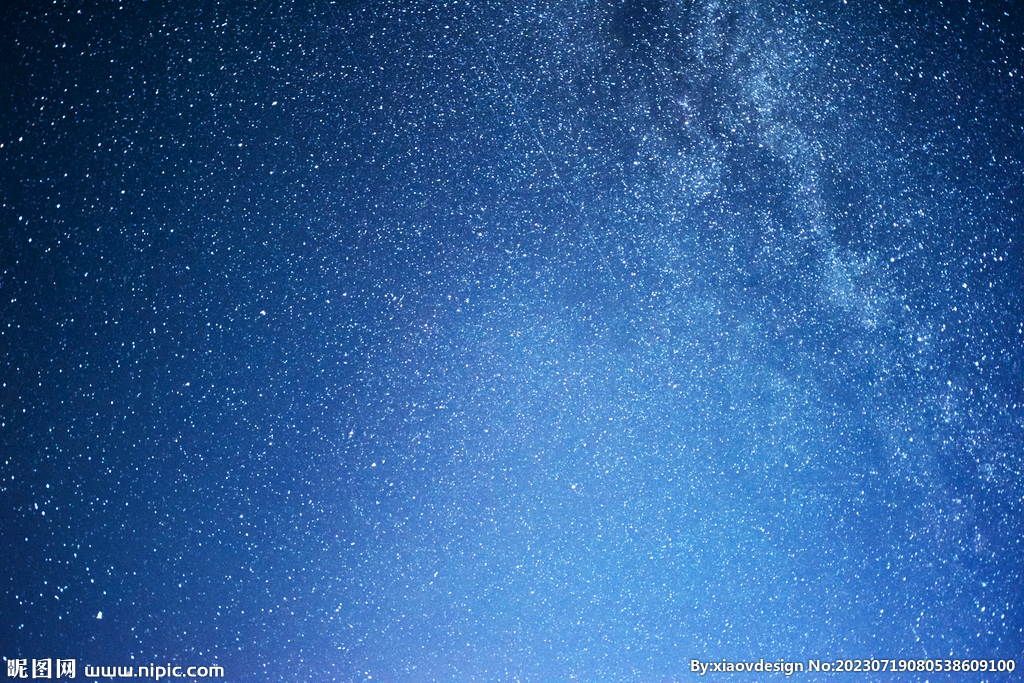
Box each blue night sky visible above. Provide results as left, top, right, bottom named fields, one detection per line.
left=1, top=0, right=1021, bottom=681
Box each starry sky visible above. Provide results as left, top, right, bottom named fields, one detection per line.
left=1, top=0, right=1022, bottom=681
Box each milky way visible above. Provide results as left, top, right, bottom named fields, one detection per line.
left=1, top=0, right=1021, bottom=680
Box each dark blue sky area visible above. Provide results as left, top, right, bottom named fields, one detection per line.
left=1, top=0, right=1021, bottom=680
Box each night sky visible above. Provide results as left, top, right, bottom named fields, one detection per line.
left=2, top=0, right=1022, bottom=681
